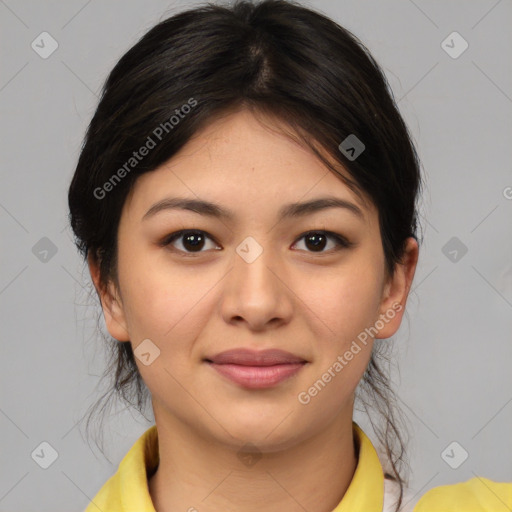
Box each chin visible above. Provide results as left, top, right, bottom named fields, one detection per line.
left=213, top=415, right=305, bottom=451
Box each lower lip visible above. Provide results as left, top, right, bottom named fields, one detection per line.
left=207, top=362, right=305, bottom=389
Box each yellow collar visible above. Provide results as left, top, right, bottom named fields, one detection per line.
left=86, top=422, right=384, bottom=512
left=333, top=422, right=384, bottom=511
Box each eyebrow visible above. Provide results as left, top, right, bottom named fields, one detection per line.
left=142, top=196, right=365, bottom=222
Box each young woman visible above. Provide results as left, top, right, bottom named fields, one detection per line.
left=67, top=1, right=511, bottom=511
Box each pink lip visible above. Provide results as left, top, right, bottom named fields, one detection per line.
left=205, top=349, right=307, bottom=389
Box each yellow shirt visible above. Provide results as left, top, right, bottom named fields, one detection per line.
left=84, top=423, right=512, bottom=512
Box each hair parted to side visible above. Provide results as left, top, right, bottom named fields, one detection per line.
left=68, top=1, right=423, bottom=509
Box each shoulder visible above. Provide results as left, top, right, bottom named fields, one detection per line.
left=413, top=477, right=512, bottom=511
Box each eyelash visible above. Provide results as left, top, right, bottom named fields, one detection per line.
left=159, top=229, right=354, bottom=256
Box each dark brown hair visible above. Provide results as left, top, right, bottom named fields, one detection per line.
left=68, top=1, right=423, bottom=509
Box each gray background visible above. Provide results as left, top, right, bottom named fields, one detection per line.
left=1, top=0, right=511, bottom=510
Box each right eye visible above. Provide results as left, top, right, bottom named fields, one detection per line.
left=160, top=230, right=221, bottom=255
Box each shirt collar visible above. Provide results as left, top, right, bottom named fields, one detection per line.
left=95, top=421, right=384, bottom=512
left=332, top=422, right=385, bottom=511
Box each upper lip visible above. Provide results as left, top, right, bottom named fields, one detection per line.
left=206, top=348, right=306, bottom=366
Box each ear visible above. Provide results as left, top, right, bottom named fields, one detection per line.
left=87, top=251, right=130, bottom=342
left=374, top=237, right=419, bottom=339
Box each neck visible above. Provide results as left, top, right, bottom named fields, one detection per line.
left=148, top=409, right=358, bottom=512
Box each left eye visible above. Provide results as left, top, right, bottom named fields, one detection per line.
left=161, top=229, right=352, bottom=255
left=292, top=231, right=353, bottom=253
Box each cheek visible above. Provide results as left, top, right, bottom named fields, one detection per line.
left=117, top=262, right=216, bottom=396
left=117, top=248, right=220, bottom=350
left=290, top=265, right=381, bottom=408
left=297, top=264, right=383, bottom=347
left=293, top=275, right=378, bottom=427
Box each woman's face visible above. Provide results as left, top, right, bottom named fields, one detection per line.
left=93, top=108, right=417, bottom=450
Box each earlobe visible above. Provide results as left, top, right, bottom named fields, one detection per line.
left=375, top=237, right=419, bottom=339
left=87, top=251, right=130, bottom=342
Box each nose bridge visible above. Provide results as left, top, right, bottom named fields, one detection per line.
left=221, top=234, right=291, bottom=326
left=233, top=234, right=279, bottom=292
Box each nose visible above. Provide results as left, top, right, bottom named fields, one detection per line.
left=220, top=237, right=293, bottom=331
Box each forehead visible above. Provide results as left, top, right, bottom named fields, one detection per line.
left=123, top=108, right=376, bottom=224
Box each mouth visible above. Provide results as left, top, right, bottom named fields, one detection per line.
left=204, top=348, right=307, bottom=389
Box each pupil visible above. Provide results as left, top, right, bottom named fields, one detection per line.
left=306, top=233, right=326, bottom=251
left=184, top=232, right=204, bottom=251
